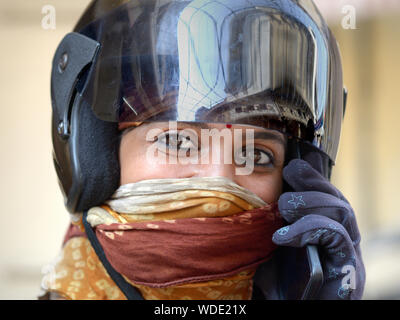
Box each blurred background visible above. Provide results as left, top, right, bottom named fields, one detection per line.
left=0, top=0, right=399, bottom=299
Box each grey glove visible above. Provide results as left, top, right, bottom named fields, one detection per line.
left=272, top=157, right=366, bottom=300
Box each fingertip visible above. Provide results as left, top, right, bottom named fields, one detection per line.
left=272, top=226, right=291, bottom=242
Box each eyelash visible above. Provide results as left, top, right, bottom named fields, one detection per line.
left=237, top=146, right=275, bottom=167
left=154, top=130, right=198, bottom=151
left=154, top=131, right=276, bottom=167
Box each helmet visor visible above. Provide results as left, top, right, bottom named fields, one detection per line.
left=77, top=0, right=343, bottom=161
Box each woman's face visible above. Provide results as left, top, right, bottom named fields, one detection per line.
left=119, top=122, right=286, bottom=204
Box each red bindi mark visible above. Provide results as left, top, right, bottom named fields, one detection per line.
left=226, top=124, right=232, bottom=129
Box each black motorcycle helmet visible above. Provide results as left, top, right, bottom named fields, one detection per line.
left=51, top=0, right=346, bottom=214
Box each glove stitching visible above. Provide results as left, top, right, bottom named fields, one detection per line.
left=274, top=226, right=342, bottom=245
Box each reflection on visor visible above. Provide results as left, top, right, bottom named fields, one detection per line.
left=77, top=0, right=343, bottom=161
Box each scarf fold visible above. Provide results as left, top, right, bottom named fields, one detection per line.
left=87, top=176, right=268, bottom=226
left=93, top=204, right=282, bottom=288
left=42, top=177, right=283, bottom=300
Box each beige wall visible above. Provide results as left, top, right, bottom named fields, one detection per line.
left=0, top=0, right=91, bottom=299
left=0, top=0, right=399, bottom=299
left=329, top=14, right=400, bottom=298
left=331, top=14, right=400, bottom=231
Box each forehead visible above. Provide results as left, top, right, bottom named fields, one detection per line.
left=125, top=121, right=286, bottom=145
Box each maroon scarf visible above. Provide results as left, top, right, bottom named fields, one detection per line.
left=93, top=204, right=283, bottom=288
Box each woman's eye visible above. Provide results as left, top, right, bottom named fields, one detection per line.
left=238, top=147, right=274, bottom=167
left=157, top=132, right=180, bottom=148
left=156, top=131, right=197, bottom=152
left=254, top=149, right=272, bottom=165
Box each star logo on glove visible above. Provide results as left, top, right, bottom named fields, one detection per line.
left=288, top=194, right=306, bottom=209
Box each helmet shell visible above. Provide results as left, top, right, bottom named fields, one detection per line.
left=51, top=0, right=345, bottom=212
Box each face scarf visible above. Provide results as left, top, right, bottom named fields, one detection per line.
left=42, top=177, right=283, bottom=300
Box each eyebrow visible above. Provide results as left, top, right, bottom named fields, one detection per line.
left=178, top=122, right=210, bottom=129
left=141, top=121, right=286, bottom=145
left=177, top=122, right=286, bottom=145
left=251, top=131, right=286, bottom=146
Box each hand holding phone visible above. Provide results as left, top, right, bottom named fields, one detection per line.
left=279, top=139, right=325, bottom=300
left=273, top=151, right=365, bottom=300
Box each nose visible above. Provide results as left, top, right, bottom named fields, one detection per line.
left=191, top=143, right=237, bottom=181
left=175, top=133, right=238, bottom=181
left=195, top=162, right=236, bottom=181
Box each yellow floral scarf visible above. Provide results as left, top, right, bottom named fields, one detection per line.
left=41, top=177, right=282, bottom=300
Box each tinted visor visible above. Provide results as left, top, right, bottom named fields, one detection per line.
left=77, top=0, right=343, bottom=161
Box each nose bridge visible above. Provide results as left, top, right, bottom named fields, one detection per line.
left=197, top=162, right=236, bottom=180
left=197, top=134, right=236, bottom=180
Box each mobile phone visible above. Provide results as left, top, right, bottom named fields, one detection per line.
left=274, top=244, right=323, bottom=299
left=282, top=138, right=325, bottom=300
left=301, top=245, right=324, bottom=299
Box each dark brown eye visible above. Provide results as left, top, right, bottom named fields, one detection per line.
left=156, top=130, right=198, bottom=153
left=253, top=149, right=272, bottom=165
left=237, top=147, right=274, bottom=167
